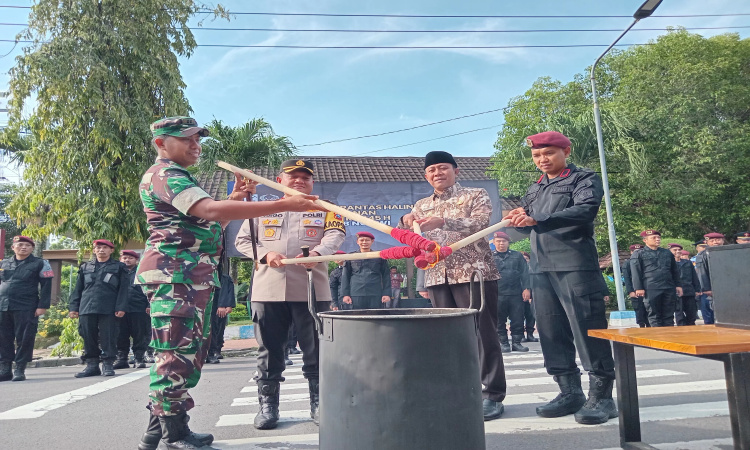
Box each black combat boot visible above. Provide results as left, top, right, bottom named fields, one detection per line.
left=101, top=361, right=115, bottom=376
left=525, top=331, right=539, bottom=342
left=134, top=351, right=147, bottom=368
left=159, top=412, right=217, bottom=449
left=113, top=351, right=130, bottom=370
left=139, top=411, right=214, bottom=450
left=482, top=399, right=504, bottom=421
left=11, top=362, right=26, bottom=381
left=309, top=378, right=320, bottom=425
left=253, top=381, right=280, bottom=430
left=498, top=333, right=511, bottom=353
left=145, top=350, right=156, bottom=363
left=0, top=361, right=12, bottom=382
left=574, top=374, right=618, bottom=425
left=75, top=360, right=102, bottom=378
left=511, top=335, right=529, bottom=352
left=284, top=348, right=293, bottom=366
left=536, top=373, right=586, bottom=418
left=289, top=347, right=301, bottom=355
left=205, top=353, right=219, bottom=364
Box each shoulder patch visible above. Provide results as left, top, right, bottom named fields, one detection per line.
left=324, top=211, right=345, bottom=233
left=39, top=260, right=55, bottom=278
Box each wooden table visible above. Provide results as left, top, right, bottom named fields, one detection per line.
left=589, top=325, right=750, bottom=450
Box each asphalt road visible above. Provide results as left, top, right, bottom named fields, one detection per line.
left=0, top=342, right=734, bottom=450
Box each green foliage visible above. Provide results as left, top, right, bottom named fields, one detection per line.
left=57, top=264, right=78, bottom=304
left=0, top=183, right=26, bottom=256
left=229, top=303, right=249, bottom=321
left=3, top=0, right=227, bottom=247
left=37, top=302, right=69, bottom=339
left=51, top=317, right=84, bottom=357
left=509, top=238, right=531, bottom=254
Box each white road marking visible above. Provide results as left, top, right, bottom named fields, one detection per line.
left=595, top=437, right=733, bottom=450
left=0, top=369, right=150, bottom=420
left=506, top=369, right=684, bottom=387
left=240, top=383, right=309, bottom=394
left=232, top=393, right=310, bottom=407
left=216, top=410, right=312, bottom=427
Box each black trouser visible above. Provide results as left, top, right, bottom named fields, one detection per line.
left=0, top=309, right=38, bottom=364
left=252, top=301, right=328, bottom=382
left=209, top=313, right=228, bottom=356
left=116, top=312, right=150, bottom=358
left=497, top=294, right=525, bottom=336
left=523, top=300, right=536, bottom=334
left=531, top=271, right=615, bottom=380
left=351, top=296, right=384, bottom=310
left=429, top=281, right=506, bottom=403
left=78, top=313, right=118, bottom=363
left=630, top=296, right=649, bottom=327
left=644, top=288, right=677, bottom=327
left=286, top=323, right=298, bottom=350
left=675, top=295, right=698, bottom=326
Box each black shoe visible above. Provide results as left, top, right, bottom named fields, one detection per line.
left=499, top=334, right=511, bottom=353
left=139, top=412, right=214, bottom=450
left=75, top=360, right=102, bottom=378
left=159, top=412, right=217, bottom=449
left=284, top=348, right=293, bottom=366
left=289, top=347, right=301, bottom=355
left=574, top=374, right=618, bottom=425
left=525, top=331, right=539, bottom=342
left=113, top=359, right=130, bottom=370
left=216, top=354, right=223, bottom=360
left=536, top=374, right=587, bottom=418
left=254, top=381, right=280, bottom=430
left=482, top=399, right=504, bottom=421
left=205, top=354, right=219, bottom=364
left=145, top=353, right=156, bottom=364
left=0, top=362, right=12, bottom=382
left=309, top=378, right=320, bottom=425
left=11, top=363, right=26, bottom=382
left=101, top=361, right=115, bottom=376
left=135, top=359, right=147, bottom=369
left=511, top=335, right=529, bottom=352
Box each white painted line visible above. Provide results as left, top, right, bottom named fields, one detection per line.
left=216, top=410, right=312, bottom=427
left=248, top=374, right=305, bottom=382
left=595, top=437, right=733, bottom=450
left=232, top=392, right=310, bottom=407
left=240, top=383, right=309, bottom=394
left=0, top=369, right=150, bottom=420
left=213, top=433, right=318, bottom=448
left=507, top=369, right=684, bottom=388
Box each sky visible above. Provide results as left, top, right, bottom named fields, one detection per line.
left=1, top=0, right=749, bottom=163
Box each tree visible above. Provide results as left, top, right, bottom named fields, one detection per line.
left=3, top=1, right=227, bottom=248
left=0, top=183, right=26, bottom=255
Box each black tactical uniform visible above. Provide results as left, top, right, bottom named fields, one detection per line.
left=622, top=253, right=649, bottom=328
left=630, top=247, right=681, bottom=327
left=492, top=249, right=530, bottom=351
left=207, top=273, right=236, bottom=363
left=328, top=265, right=345, bottom=310
left=518, top=162, right=616, bottom=424
left=694, top=250, right=714, bottom=324
left=675, top=259, right=700, bottom=326
left=0, top=255, right=54, bottom=380
left=69, top=258, right=129, bottom=374
left=341, top=255, right=390, bottom=310
left=114, top=265, right=150, bottom=368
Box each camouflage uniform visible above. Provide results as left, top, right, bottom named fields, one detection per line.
left=136, top=157, right=221, bottom=416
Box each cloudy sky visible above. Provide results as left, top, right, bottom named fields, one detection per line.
left=1, top=0, right=749, bottom=160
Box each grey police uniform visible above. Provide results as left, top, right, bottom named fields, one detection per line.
left=629, top=247, right=681, bottom=327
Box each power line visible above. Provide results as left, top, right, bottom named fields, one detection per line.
left=350, top=125, right=503, bottom=156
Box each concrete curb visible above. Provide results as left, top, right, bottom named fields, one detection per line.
left=27, top=357, right=81, bottom=368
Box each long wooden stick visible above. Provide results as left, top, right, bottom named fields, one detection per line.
left=280, top=252, right=381, bottom=265
left=448, top=219, right=511, bottom=252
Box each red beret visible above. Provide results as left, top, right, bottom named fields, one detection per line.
left=629, top=244, right=643, bottom=251
left=667, top=243, right=683, bottom=250
left=703, top=232, right=725, bottom=239
left=525, top=131, right=571, bottom=149
left=121, top=250, right=139, bottom=258
left=12, top=235, right=35, bottom=246
left=93, top=239, right=115, bottom=248
left=356, top=231, right=375, bottom=240
left=493, top=231, right=510, bottom=240
left=335, top=250, right=346, bottom=255
left=640, top=230, right=660, bottom=238
left=681, top=250, right=690, bottom=255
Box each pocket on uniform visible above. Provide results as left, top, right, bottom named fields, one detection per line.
left=149, top=299, right=197, bottom=350
left=572, top=281, right=605, bottom=320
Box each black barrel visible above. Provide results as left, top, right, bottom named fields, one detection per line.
left=309, top=273, right=486, bottom=450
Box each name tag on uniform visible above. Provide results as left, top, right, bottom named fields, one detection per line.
left=551, top=186, right=574, bottom=193
left=104, top=273, right=113, bottom=283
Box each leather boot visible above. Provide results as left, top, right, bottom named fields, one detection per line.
left=511, top=335, right=529, bottom=352
left=134, top=351, right=147, bottom=368
left=574, top=374, right=618, bottom=425
left=0, top=361, right=12, bottom=382
left=284, top=348, right=293, bottom=366
left=139, top=411, right=214, bottom=450
left=205, top=353, right=219, bottom=364
left=498, top=333, right=511, bottom=353
left=536, top=373, right=586, bottom=418
left=309, top=378, right=320, bottom=425
left=11, top=362, right=26, bottom=381
left=482, top=398, right=504, bottom=421
left=159, top=412, right=217, bottom=449
left=101, top=361, right=115, bottom=376
left=113, top=351, right=130, bottom=370
left=75, top=360, right=102, bottom=378
left=253, top=381, right=280, bottom=430
left=525, top=331, right=539, bottom=342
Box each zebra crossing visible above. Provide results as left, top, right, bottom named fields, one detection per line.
left=212, top=349, right=733, bottom=449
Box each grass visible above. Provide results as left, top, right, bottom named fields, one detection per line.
left=228, top=318, right=253, bottom=326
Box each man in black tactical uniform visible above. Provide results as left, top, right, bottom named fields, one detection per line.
left=206, top=272, right=235, bottom=365
left=114, top=250, right=150, bottom=369
left=0, top=236, right=54, bottom=382
left=622, top=244, right=649, bottom=328
left=695, top=232, right=724, bottom=325
left=668, top=243, right=700, bottom=326
left=341, top=232, right=391, bottom=310
left=630, top=230, right=682, bottom=327
left=491, top=231, right=531, bottom=353
left=505, top=131, right=616, bottom=425
left=328, top=251, right=346, bottom=311
left=69, top=239, right=129, bottom=377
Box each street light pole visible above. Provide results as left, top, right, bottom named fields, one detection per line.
left=590, top=0, right=662, bottom=311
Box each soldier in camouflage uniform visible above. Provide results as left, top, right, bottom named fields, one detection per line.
left=400, top=151, right=506, bottom=422
left=136, top=117, right=321, bottom=450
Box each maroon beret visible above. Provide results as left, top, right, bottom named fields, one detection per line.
left=681, top=250, right=690, bottom=256
left=335, top=250, right=346, bottom=255
left=93, top=239, right=115, bottom=248
left=703, top=232, right=725, bottom=239
left=493, top=231, right=510, bottom=240
left=12, top=235, right=35, bottom=247
left=525, top=131, right=571, bottom=149
left=640, top=229, right=660, bottom=238
left=629, top=244, right=643, bottom=251
left=356, top=231, right=375, bottom=240
left=121, top=250, right=140, bottom=258
left=667, top=243, right=683, bottom=250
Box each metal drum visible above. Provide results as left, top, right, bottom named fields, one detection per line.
left=309, top=272, right=486, bottom=450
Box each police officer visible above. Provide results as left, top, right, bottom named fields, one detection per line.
left=695, top=232, right=725, bottom=325
left=630, top=230, right=682, bottom=327
left=504, top=131, right=616, bottom=425
left=668, top=244, right=700, bottom=326
left=0, top=236, right=54, bottom=382
left=623, top=244, right=649, bottom=328
left=735, top=231, right=750, bottom=245
left=68, top=239, right=128, bottom=378
left=235, top=159, right=345, bottom=430
left=491, top=231, right=531, bottom=353
left=136, top=117, right=320, bottom=450
left=341, top=231, right=391, bottom=310
left=518, top=251, right=538, bottom=342
left=206, top=271, right=235, bottom=365
left=113, top=250, right=150, bottom=369
left=328, top=251, right=346, bottom=311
